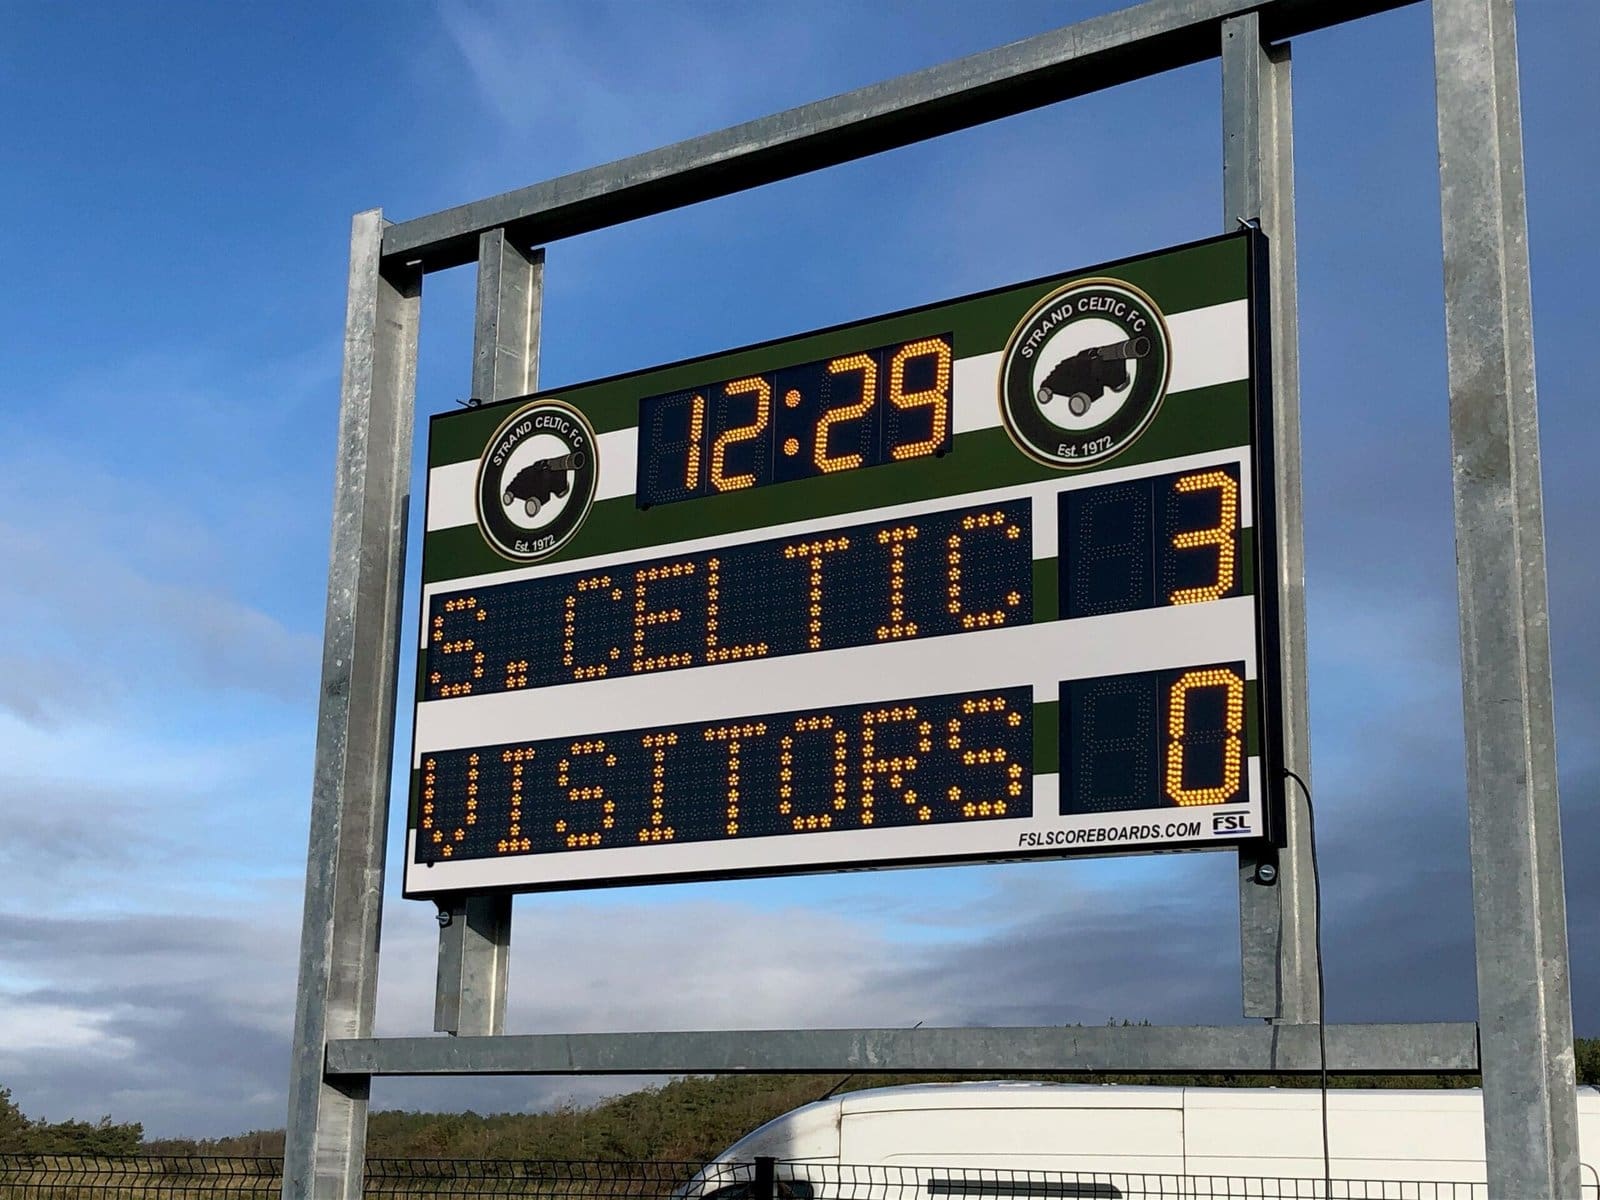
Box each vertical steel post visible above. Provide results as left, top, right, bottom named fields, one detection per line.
left=1221, top=14, right=1319, bottom=1024
left=433, top=230, right=544, bottom=1037
left=1432, top=0, right=1580, bottom=1193
left=284, top=209, right=420, bottom=1200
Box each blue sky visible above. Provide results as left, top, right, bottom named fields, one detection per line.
left=1, top=0, right=1596, bottom=1139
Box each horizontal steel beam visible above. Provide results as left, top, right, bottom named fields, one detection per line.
left=327, top=1022, right=1478, bottom=1077
left=383, top=0, right=1421, bottom=272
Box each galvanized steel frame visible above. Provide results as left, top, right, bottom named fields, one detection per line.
left=1220, top=12, right=1320, bottom=1026
left=326, top=1022, right=1481, bottom=1078
left=430, top=231, right=544, bottom=1039
left=1433, top=0, right=1579, bottom=1194
left=285, top=0, right=1578, bottom=1196
left=285, top=211, right=418, bottom=1200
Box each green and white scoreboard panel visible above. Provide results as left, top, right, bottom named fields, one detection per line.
left=405, top=232, right=1284, bottom=897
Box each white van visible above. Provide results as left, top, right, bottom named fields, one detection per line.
left=683, top=1081, right=1600, bottom=1197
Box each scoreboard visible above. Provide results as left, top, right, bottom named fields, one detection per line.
left=405, top=232, right=1283, bottom=896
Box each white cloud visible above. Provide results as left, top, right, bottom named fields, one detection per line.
left=0, top=997, right=137, bottom=1058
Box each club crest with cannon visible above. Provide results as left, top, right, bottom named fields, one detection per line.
left=998, top=277, right=1172, bottom=470
left=474, top=399, right=600, bottom=563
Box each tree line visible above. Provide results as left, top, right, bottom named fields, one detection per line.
left=8, top=1036, right=1598, bottom=1163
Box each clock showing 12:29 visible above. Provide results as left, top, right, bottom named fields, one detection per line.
left=635, top=334, right=954, bottom=507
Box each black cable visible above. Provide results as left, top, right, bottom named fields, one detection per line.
left=1284, top=768, right=1330, bottom=1199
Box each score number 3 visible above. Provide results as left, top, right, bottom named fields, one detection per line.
left=1168, top=470, right=1238, bottom=606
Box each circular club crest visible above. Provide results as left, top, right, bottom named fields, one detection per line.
left=474, top=399, right=599, bottom=563
left=998, top=278, right=1172, bottom=469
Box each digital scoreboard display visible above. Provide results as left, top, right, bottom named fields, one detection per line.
left=407, top=232, right=1282, bottom=896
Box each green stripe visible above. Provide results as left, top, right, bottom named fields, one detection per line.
left=1034, top=701, right=1060, bottom=776
left=424, top=382, right=1250, bottom=582
left=1033, top=558, right=1059, bottom=624
left=427, top=236, right=1250, bottom=469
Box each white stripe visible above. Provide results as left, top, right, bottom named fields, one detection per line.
left=426, top=426, right=640, bottom=532
left=413, top=595, right=1258, bottom=755
left=1166, top=299, right=1250, bottom=394
left=418, top=447, right=1253, bottom=613
left=424, top=299, right=1251, bottom=533
left=427, top=461, right=477, bottom=532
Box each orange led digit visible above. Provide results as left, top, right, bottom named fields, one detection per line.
left=1168, top=470, right=1239, bottom=605
left=887, top=337, right=952, bottom=460
left=816, top=354, right=876, bottom=473
left=710, top=377, right=770, bottom=492
left=635, top=333, right=952, bottom=506
left=1165, top=668, right=1245, bottom=806
left=685, top=394, right=705, bottom=490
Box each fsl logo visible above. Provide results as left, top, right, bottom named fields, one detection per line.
left=1212, top=811, right=1251, bottom=834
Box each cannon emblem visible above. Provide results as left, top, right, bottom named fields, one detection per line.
left=1036, top=336, right=1153, bottom=417
left=502, top=451, right=586, bottom=519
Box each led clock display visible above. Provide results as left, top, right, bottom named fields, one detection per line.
left=409, top=232, right=1281, bottom=896
left=637, top=333, right=954, bottom=507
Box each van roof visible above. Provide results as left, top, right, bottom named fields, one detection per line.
left=832, top=1081, right=1600, bottom=1115
left=838, top=1081, right=1185, bottom=1113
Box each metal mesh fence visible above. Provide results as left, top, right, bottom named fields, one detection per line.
left=0, top=1156, right=1576, bottom=1200
left=0, top=1157, right=281, bottom=1199
left=677, top=1165, right=1499, bottom=1199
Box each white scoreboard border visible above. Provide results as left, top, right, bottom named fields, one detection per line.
left=406, top=445, right=1265, bottom=895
